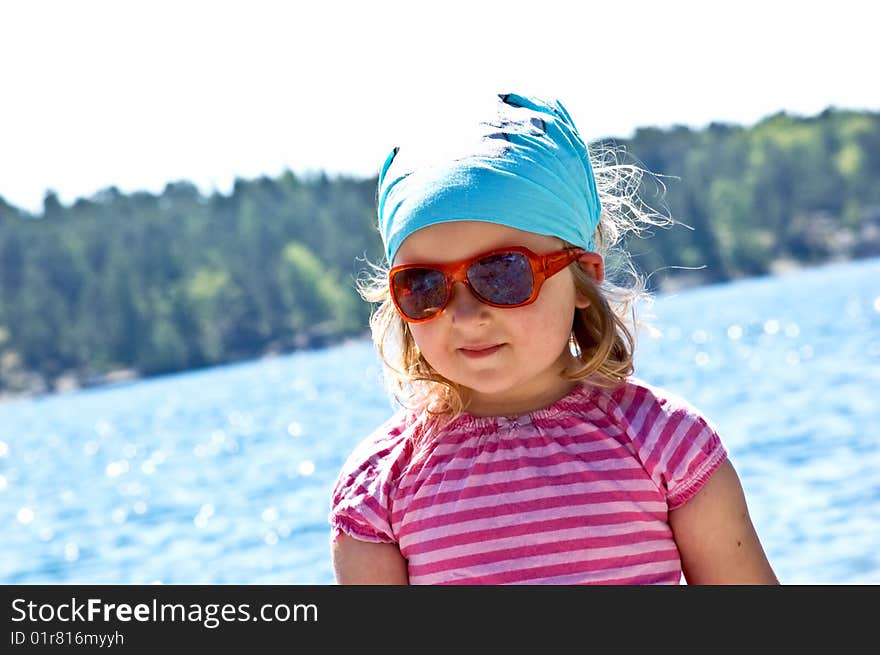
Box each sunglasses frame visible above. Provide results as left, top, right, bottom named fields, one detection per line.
left=388, top=245, right=586, bottom=324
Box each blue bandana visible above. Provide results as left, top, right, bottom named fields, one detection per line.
left=377, top=92, right=602, bottom=263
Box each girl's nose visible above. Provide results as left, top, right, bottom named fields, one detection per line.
left=446, top=281, right=491, bottom=325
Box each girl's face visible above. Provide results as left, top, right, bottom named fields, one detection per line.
left=393, top=221, right=594, bottom=417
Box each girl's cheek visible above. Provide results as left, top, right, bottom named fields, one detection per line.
left=409, top=324, right=439, bottom=353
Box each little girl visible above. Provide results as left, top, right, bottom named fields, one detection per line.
left=328, top=92, right=778, bottom=585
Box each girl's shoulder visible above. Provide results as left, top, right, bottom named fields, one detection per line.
left=590, top=375, right=720, bottom=431
left=337, top=408, right=419, bottom=475
left=591, top=376, right=727, bottom=507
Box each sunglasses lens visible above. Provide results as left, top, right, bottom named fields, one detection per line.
left=392, top=268, right=448, bottom=320
left=467, top=252, right=533, bottom=305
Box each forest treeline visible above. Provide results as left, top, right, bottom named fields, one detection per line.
left=1, top=107, right=879, bottom=396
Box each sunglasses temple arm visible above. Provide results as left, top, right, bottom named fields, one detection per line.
left=543, top=248, right=585, bottom=275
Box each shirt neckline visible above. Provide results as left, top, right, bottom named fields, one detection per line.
left=443, top=381, right=598, bottom=431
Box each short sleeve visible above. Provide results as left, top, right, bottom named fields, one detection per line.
left=328, top=412, right=414, bottom=544
left=610, top=380, right=728, bottom=510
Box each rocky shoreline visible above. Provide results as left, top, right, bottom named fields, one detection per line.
left=0, top=367, right=139, bottom=404
left=0, top=331, right=370, bottom=404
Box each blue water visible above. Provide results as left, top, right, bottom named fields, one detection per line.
left=1, top=258, right=879, bottom=584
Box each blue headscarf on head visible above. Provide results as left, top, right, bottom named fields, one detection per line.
left=377, top=92, right=602, bottom=264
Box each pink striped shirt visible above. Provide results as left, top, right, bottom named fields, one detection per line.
left=329, top=377, right=727, bottom=584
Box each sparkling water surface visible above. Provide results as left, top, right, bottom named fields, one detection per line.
left=2, top=257, right=878, bottom=584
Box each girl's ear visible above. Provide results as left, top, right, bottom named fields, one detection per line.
left=578, top=252, right=604, bottom=283
left=574, top=252, right=604, bottom=309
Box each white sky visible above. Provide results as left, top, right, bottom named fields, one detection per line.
left=1, top=0, right=877, bottom=214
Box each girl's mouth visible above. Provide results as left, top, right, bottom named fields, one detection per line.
left=458, top=344, right=504, bottom=358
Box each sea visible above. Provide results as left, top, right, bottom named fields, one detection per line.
left=1, top=257, right=878, bottom=584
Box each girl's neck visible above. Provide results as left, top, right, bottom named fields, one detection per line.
left=461, top=356, right=583, bottom=418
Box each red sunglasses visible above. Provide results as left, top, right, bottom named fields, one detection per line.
left=388, top=245, right=586, bottom=323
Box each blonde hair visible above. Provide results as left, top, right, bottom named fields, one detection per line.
left=357, top=142, right=672, bottom=433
